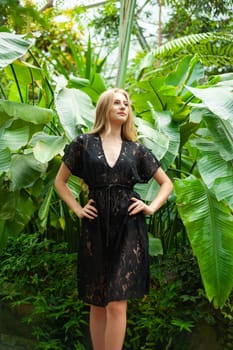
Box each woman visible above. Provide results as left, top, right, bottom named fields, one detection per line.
left=55, top=88, right=173, bottom=350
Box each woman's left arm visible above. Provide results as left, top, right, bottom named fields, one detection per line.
left=128, top=167, right=173, bottom=216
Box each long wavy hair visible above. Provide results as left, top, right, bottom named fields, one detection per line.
left=90, top=88, right=138, bottom=141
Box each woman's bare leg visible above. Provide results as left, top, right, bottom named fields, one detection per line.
left=105, top=300, right=127, bottom=350
left=90, top=305, right=107, bottom=350
left=90, top=300, right=127, bottom=350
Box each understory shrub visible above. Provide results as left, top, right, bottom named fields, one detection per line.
left=0, top=233, right=90, bottom=350
left=126, top=248, right=233, bottom=350
left=0, top=234, right=232, bottom=349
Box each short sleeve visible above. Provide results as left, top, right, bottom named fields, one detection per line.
left=136, top=143, right=161, bottom=182
left=62, top=136, right=84, bottom=177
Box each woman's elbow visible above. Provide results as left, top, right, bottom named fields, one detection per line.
left=54, top=173, right=67, bottom=193
left=54, top=176, right=62, bottom=194
left=161, top=177, right=173, bottom=197
left=169, top=180, right=174, bottom=195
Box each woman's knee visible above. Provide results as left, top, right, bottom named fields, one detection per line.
left=106, top=301, right=127, bottom=318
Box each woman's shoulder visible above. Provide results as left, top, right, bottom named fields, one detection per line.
left=73, top=132, right=98, bottom=143
left=125, top=140, right=145, bottom=151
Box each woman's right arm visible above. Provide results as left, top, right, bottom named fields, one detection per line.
left=54, top=163, right=97, bottom=220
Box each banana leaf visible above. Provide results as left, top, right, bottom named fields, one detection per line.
left=174, top=176, right=233, bottom=307
left=0, top=32, right=32, bottom=69
left=55, top=87, right=95, bottom=140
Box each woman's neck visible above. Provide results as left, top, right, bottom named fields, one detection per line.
left=100, top=127, right=122, bottom=141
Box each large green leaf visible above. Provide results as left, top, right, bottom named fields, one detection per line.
left=213, top=176, right=233, bottom=210
left=0, top=126, right=29, bottom=151
left=165, top=55, right=204, bottom=95
left=10, top=153, right=47, bottom=190
left=132, top=74, right=191, bottom=124
left=174, top=177, right=233, bottom=307
left=4, top=61, right=46, bottom=104
left=0, top=99, right=54, bottom=124
left=203, top=114, right=233, bottom=161
left=0, top=189, right=36, bottom=249
left=190, top=116, right=233, bottom=206
left=30, top=132, right=67, bottom=163
left=149, top=109, right=180, bottom=169
left=136, top=117, right=169, bottom=160
left=135, top=178, right=160, bottom=202
left=5, top=61, right=43, bottom=84
left=187, top=84, right=233, bottom=121
left=0, top=32, right=32, bottom=69
left=179, top=119, right=200, bottom=150
left=55, top=87, right=95, bottom=140
left=198, top=152, right=232, bottom=189
left=6, top=191, right=36, bottom=234
left=69, top=73, right=106, bottom=104
left=131, top=78, right=167, bottom=117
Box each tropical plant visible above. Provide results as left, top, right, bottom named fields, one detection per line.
left=129, top=47, right=233, bottom=307
left=136, top=32, right=233, bottom=80
left=0, top=31, right=105, bottom=250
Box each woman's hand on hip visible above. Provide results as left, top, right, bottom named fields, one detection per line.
left=75, top=199, right=98, bottom=219
left=128, top=197, right=154, bottom=216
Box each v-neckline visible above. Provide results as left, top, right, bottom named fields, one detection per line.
left=98, top=134, right=124, bottom=169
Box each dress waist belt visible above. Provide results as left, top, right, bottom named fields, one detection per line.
left=89, top=184, right=133, bottom=247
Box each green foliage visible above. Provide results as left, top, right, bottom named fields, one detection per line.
left=90, top=0, right=119, bottom=41
left=1, top=234, right=233, bottom=349
left=137, top=32, right=233, bottom=78
left=0, top=232, right=90, bottom=350
left=163, top=0, right=233, bottom=39
left=0, top=0, right=44, bottom=31
left=0, top=32, right=33, bottom=69
left=130, top=53, right=233, bottom=307
left=125, top=248, right=233, bottom=350
left=175, top=178, right=233, bottom=307
left=0, top=32, right=104, bottom=249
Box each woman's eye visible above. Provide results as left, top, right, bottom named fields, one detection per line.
left=113, top=100, right=129, bottom=106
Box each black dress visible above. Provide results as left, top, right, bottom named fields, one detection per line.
left=62, top=133, right=160, bottom=306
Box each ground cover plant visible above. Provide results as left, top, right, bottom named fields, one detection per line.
left=1, top=233, right=233, bottom=349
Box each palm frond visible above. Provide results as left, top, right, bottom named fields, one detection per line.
left=154, top=32, right=233, bottom=57
left=139, top=32, right=233, bottom=78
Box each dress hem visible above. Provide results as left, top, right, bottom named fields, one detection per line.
left=79, top=293, right=148, bottom=307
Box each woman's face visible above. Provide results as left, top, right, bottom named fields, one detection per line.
left=108, top=92, right=129, bottom=125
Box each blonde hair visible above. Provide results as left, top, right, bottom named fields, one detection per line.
left=90, top=88, right=138, bottom=141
